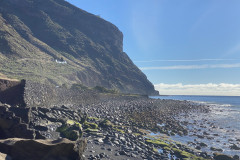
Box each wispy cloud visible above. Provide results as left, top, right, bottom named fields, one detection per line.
left=135, top=59, right=239, bottom=63
left=226, top=42, right=240, bottom=56
left=140, top=63, right=240, bottom=70
left=154, top=83, right=240, bottom=96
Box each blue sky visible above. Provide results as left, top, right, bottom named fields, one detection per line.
left=66, top=0, right=240, bottom=96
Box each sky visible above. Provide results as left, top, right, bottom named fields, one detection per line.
left=66, top=0, right=240, bottom=96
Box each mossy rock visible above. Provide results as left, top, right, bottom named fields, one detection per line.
left=56, top=124, right=79, bottom=141
left=133, top=132, right=141, bottom=136
left=88, top=117, right=100, bottom=121
left=113, top=128, right=125, bottom=134
left=213, top=153, right=234, bottom=160
left=172, top=148, right=206, bottom=160
left=145, top=139, right=169, bottom=147
left=67, top=120, right=75, bottom=125
left=99, top=119, right=114, bottom=128
left=153, top=147, right=158, bottom=152
left=85, top=128, right=99, bottom=132
left=163, top=146, right=171, bottom=151
left=84, top=122, right=98, bottom=129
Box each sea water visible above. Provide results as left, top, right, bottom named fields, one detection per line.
left=151, top=95, right=240, bottom=156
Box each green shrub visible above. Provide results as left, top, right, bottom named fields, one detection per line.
left=93, top=86, right=118, bottom=94
left=71, top=83, right=88, bottom=90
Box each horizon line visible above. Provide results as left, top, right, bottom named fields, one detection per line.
left=134, top=58, right=240, bottom=63
left=140, top=63, right=240, bottom=70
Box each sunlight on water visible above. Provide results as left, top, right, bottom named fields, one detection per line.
left=151, top=95, right=240, bottom=156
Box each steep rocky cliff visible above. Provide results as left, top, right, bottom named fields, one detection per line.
left=0, top=0, right=158, bottom=95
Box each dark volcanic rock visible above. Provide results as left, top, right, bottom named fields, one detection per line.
left=214, top=153, right=234, bottom=160
left=0, top=105, right=34, bottom=139
left=0, top=138, right=86, bottom=160
left=0, top=79, right=26, bottom=107
left=230, top=144, right=240, bottom=150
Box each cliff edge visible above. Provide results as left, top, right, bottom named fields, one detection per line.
left=0, top=0, right=158, bottom=95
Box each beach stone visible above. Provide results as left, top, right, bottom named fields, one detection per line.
left=210, top=147, right=223, bottom=152
left=230, top=144, right=240, bottom=150
left=198, top=142, right=207, bottom=147
left=131, top=153, right=137, bottom=157
left=195, top=146, right=201, bottom=150
left=203, top=131, right=210, bottom=135
left=233, top=155, right=239, bottom=160
left=113, top=140, right=119, bottom=145
left=97, top=138, right=103, bottom=143
left=214, top=153, right=234, bottom=160
left=119, top=150, right=128, bottom=156
left=99, top=153, right=105, bottom=158
left=120, top=136, right=126, bottom=142
left=197, top=135, right=204, bottom=139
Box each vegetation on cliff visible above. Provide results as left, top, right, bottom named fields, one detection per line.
left=0, top=0, right=158, bottom=95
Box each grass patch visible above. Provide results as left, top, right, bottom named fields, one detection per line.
left=113, top=128, right=125, bottom=134
left=99, top=119, right=114, bottom=128
left=93, top=86, right=118, bottom=94
left=146, top=139, right=169, bottom=147
left=133, top=132, right=141, bottom=136
left=172, top=148, right=207, bottom=160
left=163, top=146, right=171, bottom=151
left=66, top=120, right=75, bottom=125
left=85, top=128, right=99, bottom=132
left=153, top=147, right=158, bottom=153
left=88, top=117, right=100, bottom=121
left=84, top=121, right=98, bottom=129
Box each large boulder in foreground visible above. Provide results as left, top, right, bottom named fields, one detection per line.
left=213, top=153, right=234, bottom=160
left=0, top=152, right=11, bottom=160
left=0, top=138, right=86, bottom=160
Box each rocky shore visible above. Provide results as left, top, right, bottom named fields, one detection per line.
left=0, top=81, right=239, bottom=160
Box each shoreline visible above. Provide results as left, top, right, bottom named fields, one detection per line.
left=152, top=96, right=240, bottom=157
left=173, top=102, right=240, bottom=157
left=0, top=93, right=239, bottom=159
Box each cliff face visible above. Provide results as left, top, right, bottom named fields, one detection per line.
left=0, top=0, right=158, bottom=95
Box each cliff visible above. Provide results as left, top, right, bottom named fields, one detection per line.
left=0, top=0, right=158, bottom=95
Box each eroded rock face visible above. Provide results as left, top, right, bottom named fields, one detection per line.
left=0, top=104, right=34, bottom=139
left=0, top=103, right=87, bottom=160
left=0, top=138, right=86, bottom=160
left=0, top=79, right=26, bottom=107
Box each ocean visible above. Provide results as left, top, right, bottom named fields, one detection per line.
left=151, top=95, right=240, bottom=107
left=151, top=95, right=240, bottom=156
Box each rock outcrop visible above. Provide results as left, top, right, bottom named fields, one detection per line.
left=0, top=138, right=86, bottom=160
left=0, top=104, right=34, bottom=139
left=0, top=79, right=25, bottom=107
left=0, top=103, right=87, bottom=160
left=0, top=78, right=99, bottom=108
left=0, top=0, right=159, bottom=95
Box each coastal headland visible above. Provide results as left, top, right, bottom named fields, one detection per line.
left=0, top=0, right=239, bottom=159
